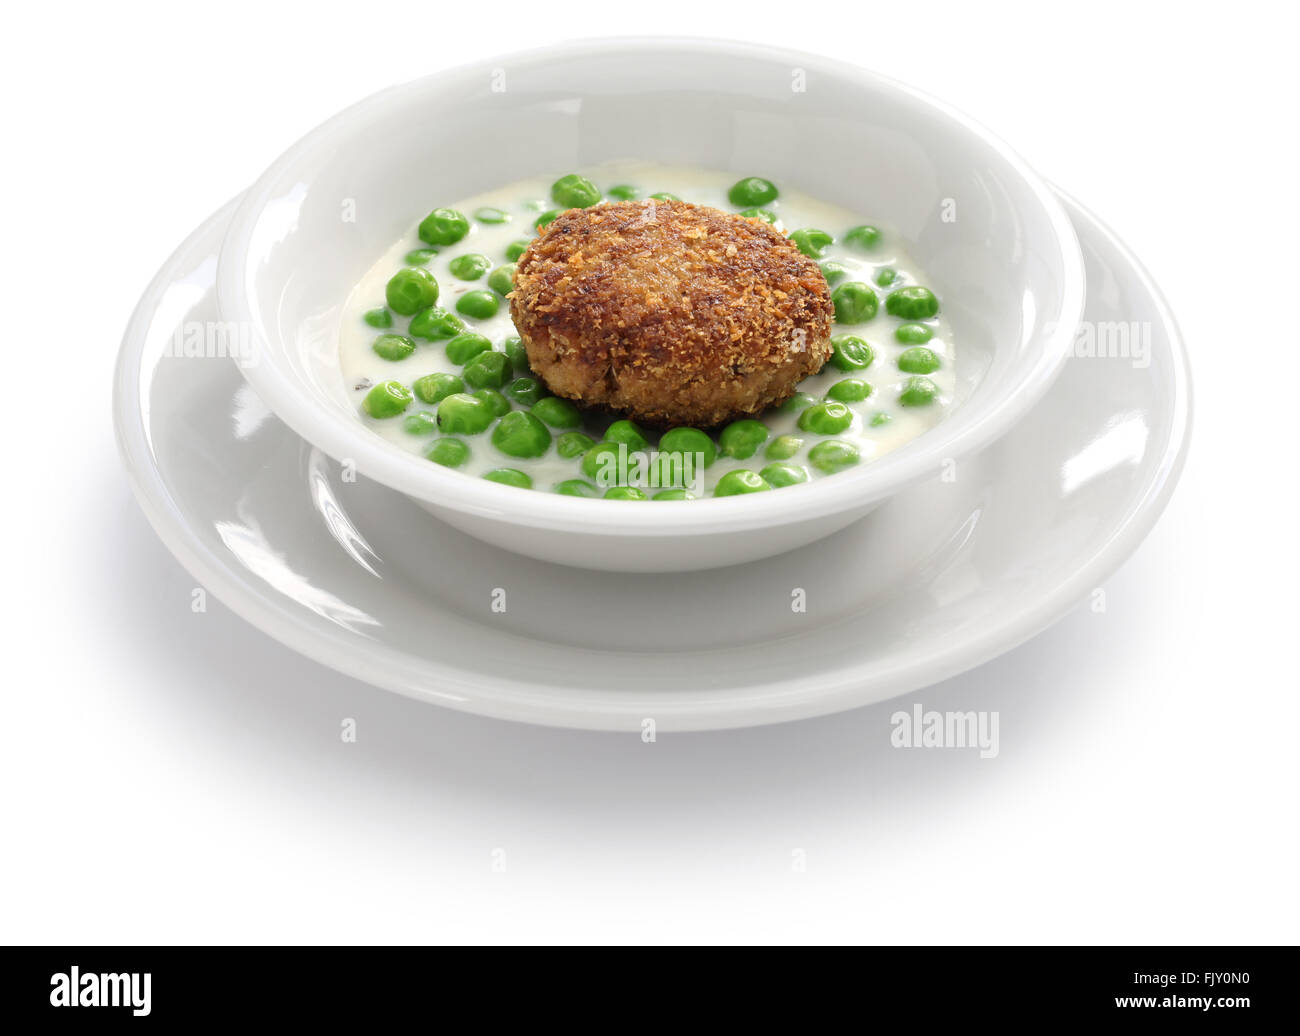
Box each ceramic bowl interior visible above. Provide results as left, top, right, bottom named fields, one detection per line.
left=218, top=38, right=1084, bottom=561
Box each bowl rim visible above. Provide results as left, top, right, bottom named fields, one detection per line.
left=217, top=35, right=1086, bottom=535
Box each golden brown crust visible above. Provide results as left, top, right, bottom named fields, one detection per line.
left=509, top=199, right=833, bottom=427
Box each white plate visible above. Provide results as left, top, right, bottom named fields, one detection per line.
left=114, top=191, right=1190, bottom=731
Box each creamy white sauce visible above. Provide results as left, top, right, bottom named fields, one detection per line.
left=338, top=162, right=955, bottom=495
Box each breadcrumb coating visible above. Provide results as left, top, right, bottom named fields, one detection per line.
left=509, top=199, right=833, bottom=427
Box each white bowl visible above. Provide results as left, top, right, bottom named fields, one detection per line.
left=218, top=37, right=1085, bottom=572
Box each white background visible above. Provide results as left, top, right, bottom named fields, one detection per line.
left=3, top=1, right=1296, bottom=944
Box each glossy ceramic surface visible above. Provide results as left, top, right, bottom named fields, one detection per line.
left=116, top=192, right=1189, bottom=730
left=217, top=39, right=1086, bottom=570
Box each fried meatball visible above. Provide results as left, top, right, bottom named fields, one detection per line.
left=509, top=199, right=833, bottom=427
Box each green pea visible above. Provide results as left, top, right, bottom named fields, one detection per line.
left=418, top=208, right=469, bottom=246
left=870, top=411, right=891, bottom=427
left=843, top=225, right=882, bottom=251
left=874, top=267, right=897, bottom=287
left=412, top=371, right=464, bottom=404
left=404, top=248, right=438, bottom=265
left=819, top=261, right=849, bottom=286
left=501, top=335, right=529, bottom=371
left=789, top=228, right=834, bottom=259
left=535, top=210, right=561, bottom=231
left=886, top=286, right=940, bottom=319
left=551, top=173, right=602, bottom=209
left=606, top=184, right=639, bottom=201
left=472, top=388, right=510, bottom=417
left=556, top=431, right=596, bottom=459
left=371, top=333, right=416, bottom=361
left=765, top=434, right=804, bottom=460
left=435, top=392, right=494, bottom=435
left=532, top=396, right=582, bottom=428
left=899, top=376, right=938, bottom=406
left=487, top=264, right=516, bottom=297
left=402, top=411, right=438, bottom=435
left=714, top=469, right=772, bottom=496
left=740, top=207, right=778, bottom=224
left=719, top=418, right=768, bottom=459
left=897, top=347, right=941, bottom=374
left=426, top=437, right=469, bottom=468
left=778, top=392, right=817, bottom=413
left=759, top=462, right=808, bottom=488
left=474, top=206, right=511, bottom=224
left=832, top=281, right=879, bottom=324
left=604, top=419, right=648, bottom=451
left=505, top=376, right=543, bottom=407
left=505, top=239, right=530, bottom=261
left=483, top=468, right=532, bottom=489
left=658, top=427, right=716, bottom=468
left=554, top=479, right=600, bottom=497
left=653, top=489, right=696, bottom=501
left=604, top=486, right=648, bottom=501
left=445, top=332, right=492, bottom=365
left=895, top=322, right=934, bottom=344
left=827, top=378, right=873, bottom=402
left=728, top=177, right=778, bottom=207
left=798, top=401, right=854, bottom=435
left=456, top=290, right=499, bottom=320
left=448, top=253, right=490, bottom=280
left=363, top=307, right=393, bottom=328
left=649, top=192, right=680, bottom=201
left=362, top=380, right=412, bottom=418
left=492, top=410, right=551, bottom=458
left=385, top=267, right=439, bottom=316
left=830, top=334, right=874, bottom=371
left=808, top=439, right=861, bottom=473
left=409, top=306, right=464, bottom=341
left=463, top=350, right=510, bottom=389
left=581, top=441, right=626, bottom=482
